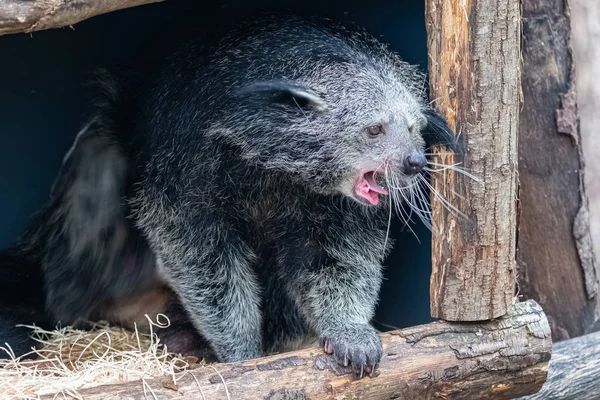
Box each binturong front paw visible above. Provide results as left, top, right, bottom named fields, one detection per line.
left=319, top=323, right=382, bottom=378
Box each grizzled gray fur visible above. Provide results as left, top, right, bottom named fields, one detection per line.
left=0, top=15, right=457, bottom=375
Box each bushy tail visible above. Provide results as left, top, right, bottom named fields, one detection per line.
left=0, top=67, right=143, bottom=358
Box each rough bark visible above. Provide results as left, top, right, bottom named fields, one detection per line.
left=573, top=1, right=600, bottom=263
left=426, top=0, right=520, bottom=321
left=0, top=0, right=163, bottom=36
left=518, top=330, right=600, bottom=400
left=43, top=300, right=550, bottom=400
left=517, top=0, right=600, bottom=341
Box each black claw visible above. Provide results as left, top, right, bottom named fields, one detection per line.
left=319, top=324, right=382, bottom=379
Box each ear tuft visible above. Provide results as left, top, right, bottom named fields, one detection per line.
left=237, top=80, right=327, bottom=111
left=421, top=108, right=463, bottom=153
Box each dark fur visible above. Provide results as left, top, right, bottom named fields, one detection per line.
left=0, top=246, right=49, bottom=358
left=0, top=15, right=457, bottom=374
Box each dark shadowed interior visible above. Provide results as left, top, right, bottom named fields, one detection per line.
left=0, top=0, right=433, bottom=331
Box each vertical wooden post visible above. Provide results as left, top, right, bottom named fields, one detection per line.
left=574, top=0, right=600, bottom=263
left=425, top=0, right=520, bottom=321
left=517, top=0, right=600, bottom=341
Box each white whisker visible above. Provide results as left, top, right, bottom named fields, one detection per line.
left=389, top=173, right=420, bottom=242
left=381, top=153, right=478, bottom=241
left=398, top=187, right=416, bottom=224
left=425, top=161, right=483, bottom=184
left=383, top=168, right=393, bottom=256
left=406, top=181, right=433, bottom=230
left=414, top=184, right=433, bottom=214
left=418, top=175, right=469, bottom=220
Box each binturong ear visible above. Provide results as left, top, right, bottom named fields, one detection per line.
left=421, top=108, right=464, bottom=154
left=236, top=80, right=327, bottom=112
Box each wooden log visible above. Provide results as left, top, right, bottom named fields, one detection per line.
left=518, top=330, right=600, bottom=400
left=43, top=300, right=550, bottom=400
left=0, top=0, right=163, bottom=36
left=573, top=0, right=600, bottom=262
left=517, top=0, right=600, bottom=341
left=425, top=0, right=520, bottom=321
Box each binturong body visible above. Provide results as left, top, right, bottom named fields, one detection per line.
left=0, top=15, right=458, bottom=375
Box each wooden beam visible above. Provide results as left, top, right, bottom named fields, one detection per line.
left=517, top=0, right=600, bottom=341
left=573, top=0, right=600, bottom=262
left=0, top=0, right=163, bottom=36
left=426, top=0, right=521, bottom=321
left=518, top=330, right=600, bottom=400
left=43, top=300, right=550, bottom=400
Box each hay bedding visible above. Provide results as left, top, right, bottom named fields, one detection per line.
left=0, top=315, right=207, bottom=399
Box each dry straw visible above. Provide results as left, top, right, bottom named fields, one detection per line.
left=0, top=314, right=204, bottom=399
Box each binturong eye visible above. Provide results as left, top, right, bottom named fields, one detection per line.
left=365, top=124, right=385, bottom=138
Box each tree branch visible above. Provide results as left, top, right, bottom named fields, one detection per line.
left=518, top=330, right=600, bottom=400
left=0, top=0, right=163, bottom=36
left=43, top=300, right=550, bottom=400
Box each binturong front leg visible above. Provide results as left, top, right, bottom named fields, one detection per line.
left=285, top=240, right=384, bottom=378
left=150, top=221, right=263, bottom=362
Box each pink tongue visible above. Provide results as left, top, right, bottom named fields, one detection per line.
left=357, top=172, right=389, bottom=206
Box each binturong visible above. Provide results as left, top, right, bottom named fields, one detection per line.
left=0, top=14, right=460, bottom=376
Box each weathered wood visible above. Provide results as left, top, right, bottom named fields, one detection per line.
left=517, top=0, right=600, bottom=341
left=573, top=0, right=600, bottom=263
left=0, top=0, right=163, bottom=36
left=426, top=0, right=520, bottom=321
left=43, top=300, right=550, bottom=400
left=518, top=330, right=600, bottom=400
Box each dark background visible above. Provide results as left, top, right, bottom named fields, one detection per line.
left=0, top=0, right=432, bottom=329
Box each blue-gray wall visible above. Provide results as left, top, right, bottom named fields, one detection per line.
left=0, top=0, right=432, bottom=329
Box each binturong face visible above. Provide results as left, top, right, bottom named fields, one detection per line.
left=223, top=18, right=461, bottom=221
left=323, top=64, right=432, bottom=208
left=231, top=62, right=459, bottom=208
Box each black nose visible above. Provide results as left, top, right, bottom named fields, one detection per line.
left=403, top=149, right=427, bottom=175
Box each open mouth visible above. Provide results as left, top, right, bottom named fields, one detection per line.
left=353, top=171, right=389, bottom=206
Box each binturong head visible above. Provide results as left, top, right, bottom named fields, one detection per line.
left=220, top=16, right=460, bottom=211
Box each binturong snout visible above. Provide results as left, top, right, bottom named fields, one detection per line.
left=402, top=149, right=427, bottom=175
